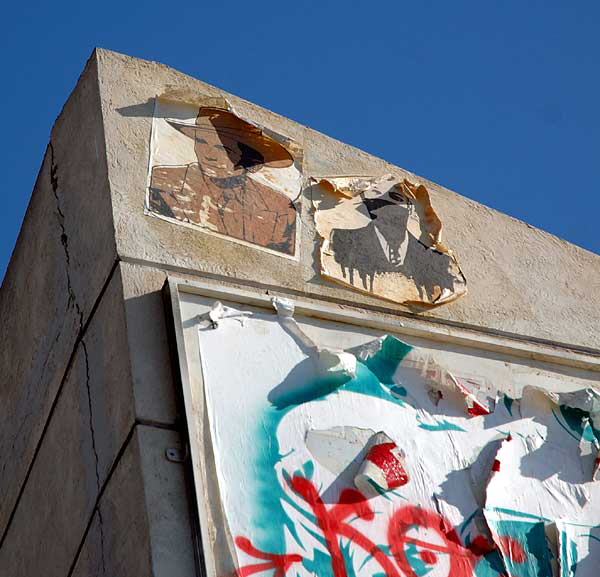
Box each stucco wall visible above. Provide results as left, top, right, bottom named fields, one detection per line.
left=1, top=48, right=599, bottom=577
left=97, top=48, right=600, bottom=353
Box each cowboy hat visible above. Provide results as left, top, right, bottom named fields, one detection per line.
left=166, top=107, right=294, bottom=169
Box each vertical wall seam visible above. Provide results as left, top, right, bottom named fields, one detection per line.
left=81, top=338, right=107, bottom=576
left=0, top=257, right=120, bottom=552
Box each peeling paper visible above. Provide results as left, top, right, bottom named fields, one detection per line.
left=146, top=97, right=303, bottom=259
left=273, top=297, right=356, bottom=380
left=521, top=385, right=600, bottom=482
left=557, top=521, right=600, bottom=577
left=306, top=427, right=375, bottom=478
left=401, top=347, right=494, bottom=416
left=205, top=301, right=252, bottom=328
left=354, top=431, right=409, bottom=497
left=484, top=508, right=553, bottom=577
left=312, top=174, right=467, bottom=306
left=194, top=312, right=600, bottom=577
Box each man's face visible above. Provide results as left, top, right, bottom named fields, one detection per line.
left=370, top=193, right=411, bottom=246
left=193, top=118, right=244, bottom=177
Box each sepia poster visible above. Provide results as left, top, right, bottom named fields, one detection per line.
left=146, top=98, right=303, bottom=259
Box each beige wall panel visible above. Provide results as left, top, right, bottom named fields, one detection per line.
left=0, top=53, right=117, bottom=539
left=71, top=425, right=197, bottom=577
left=97, top=49, right=600, bottom=352
left=137, top=424, right=197, bottom=577
left=0, top=348, right=97, bottom=577
left=0, top=270, right=135, bottom=577
left=120, top=262, right=178, bottom=424
left=83, top=266, right=135, bottom=483
left=71, top=429, right=153, bottom=577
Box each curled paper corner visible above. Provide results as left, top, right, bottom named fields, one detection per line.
left=317, top=349, right=357, bottom=380
left=271, top=296, right=319, bottom=355
left=156, top=91, right=302, bottom=165
left=521, top=386, right=600, bottom=481
left=354, top=431, right=409, bottom=498
left=447, top=372, right=493, bottom=417
left=205, top=301, right=252, bottom=328
left=311, top=174, right=467, bottom=307
left=271, top=296, right=295, bottom=318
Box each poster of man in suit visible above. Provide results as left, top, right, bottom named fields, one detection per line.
left=146, top=99, right=302, bottom=258
left=314, top=176, right=467, bottom=306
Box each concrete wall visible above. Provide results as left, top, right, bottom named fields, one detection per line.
left=0, top=52, right=196, bottom=577
left=98, top=48, right=600, bottom=353
left=1, top=47, right=599, bottom=577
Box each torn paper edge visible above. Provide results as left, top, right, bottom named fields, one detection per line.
left=310, top=174, right=467, bottom=307
left=145, top=95, right=304, bottom=261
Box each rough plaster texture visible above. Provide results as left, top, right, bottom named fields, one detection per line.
left=71, top=426, right=196, bottom=577
left=0, top=269, right=138, bottom=577
left=0, top=347, right=98, bottom=577
left=72, top=428, right=153, bottom=577
left=120, top=261, right=179, bottom=425
left=96, top=48, right=600, bottom=352
left=0, top=53, right=117, bottom=543
left=82, top=267, right=135, bottom=484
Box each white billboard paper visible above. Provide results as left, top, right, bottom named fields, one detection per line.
left=189, top=299, right=600, bottom=577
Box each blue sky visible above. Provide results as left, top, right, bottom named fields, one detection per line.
left=1, top=1, right=598, bottom=281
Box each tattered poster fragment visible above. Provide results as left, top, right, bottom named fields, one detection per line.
left=354, top=431, right=409, bottom=497
left=484, top=509, right=553, bottom=577
left=557, top=521, right=600, bottom=577
left=146, top=97, right=302, bottom=258
left=193, top=301, right=599, bottom=577
left=312, top=175, right=467, bottom=306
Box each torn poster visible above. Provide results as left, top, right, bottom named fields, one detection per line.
left=146, top=97, right=302, bottom=258
left=312, top=175, right=467, bottom=306
left=195, top=304, right=599, bottom=577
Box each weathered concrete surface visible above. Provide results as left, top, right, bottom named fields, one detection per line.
left=0, top=53, right=117, bottom=541
left=71, top=428, right=152, bottom=577
left=0, top=271, right=134, bottom=577
left=71, top=425, right=196, bottom=577
left=96, top=48, right=600, bottom=352
left=138, top=425, right=197, bottom=576
left=0, top=347, right=97, bottom=577
left=120, top=261, right=179, bottom=425
left=83, top=266, right=135, bottom=483
left=0, top=267, right=135, bottom=577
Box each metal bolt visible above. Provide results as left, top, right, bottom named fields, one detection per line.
left=165, top=447, right=185, bottom=463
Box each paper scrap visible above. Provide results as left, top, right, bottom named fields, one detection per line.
left=147, top=97, right=302, bottom=258
left=312, top=174, right=467, bottom=306
left=204, top=301, right=252, bottom=328
left=354, top=431, right=409, bottom=497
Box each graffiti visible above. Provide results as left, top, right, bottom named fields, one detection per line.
left=289, top=476, right=401, bottom=577
left=234, top=537, right=302, bottom=577
left=194, top=310, right=600, bottom=577
left=234, top=476, right=539, bottom=577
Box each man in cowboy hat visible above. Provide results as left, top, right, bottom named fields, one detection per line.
left=149, top=107, right=298, bottom=256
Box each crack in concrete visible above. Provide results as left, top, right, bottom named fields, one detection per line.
left=0, top=257, right=120, bottom=556
left=81, top=339, right=107, bottom=575
left=49, top=141, right=84, bottom=330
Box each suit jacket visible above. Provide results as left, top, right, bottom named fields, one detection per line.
left=149, top=163, right=297, bottom=256
left=330, top=223, right=460, bottom=300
